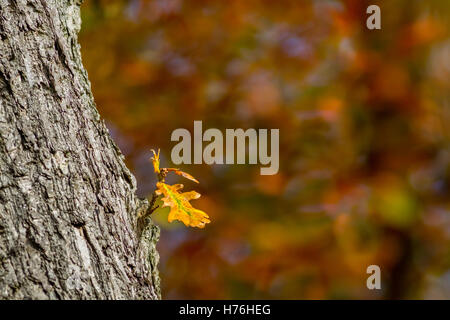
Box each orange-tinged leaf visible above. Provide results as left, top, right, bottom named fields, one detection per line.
left=166, top=168, right=199, bottom=183
left=150, top=149, right=160, bottom=174
left=155, top=182, right=210, bottom=228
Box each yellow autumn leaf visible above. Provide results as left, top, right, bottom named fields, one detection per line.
left=150, top=149, right=160, bottom=173
left=155, top=182, right=210, bottom=228
left=166, top=168, right=199, bottom=183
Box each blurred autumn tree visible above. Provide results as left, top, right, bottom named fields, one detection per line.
left=79, top=0, right=450, bottom=299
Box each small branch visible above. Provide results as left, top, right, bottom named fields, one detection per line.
left=141, top=166, right=169, bottom=220
left=149, top=192, right=157, bottom=210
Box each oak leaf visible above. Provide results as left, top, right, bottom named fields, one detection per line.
left=166, top=168, right=199, bottom=183
left=155, top=182, right=210, bottom=228
left=150, top=149, right=160, bottom=173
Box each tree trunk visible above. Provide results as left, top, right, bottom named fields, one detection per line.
left=0, top=0, right=160, bottom=299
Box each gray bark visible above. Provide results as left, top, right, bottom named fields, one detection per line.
left=0, top=0, right=160, bottom=299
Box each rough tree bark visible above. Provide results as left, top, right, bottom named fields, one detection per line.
left=0, top=0, right=160, bottom=299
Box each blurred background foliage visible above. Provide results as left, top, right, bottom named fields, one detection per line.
left=79, top=0, right=450, bottom=299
